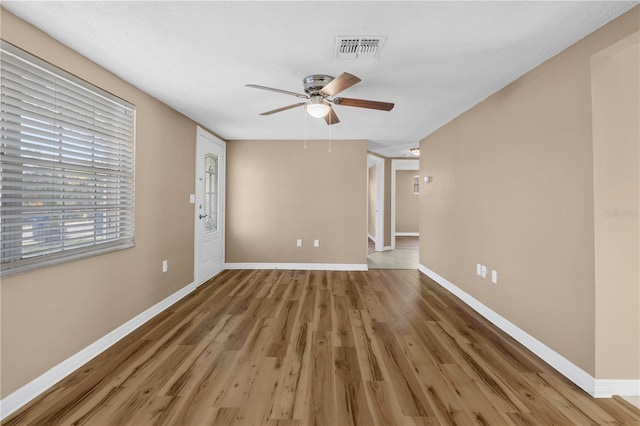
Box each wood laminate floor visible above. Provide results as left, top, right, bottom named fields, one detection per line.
left=4, top=269, right=639, bottom=425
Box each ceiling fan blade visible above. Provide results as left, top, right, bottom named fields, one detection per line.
left=334, top=97, right=394, bottom=111
left=246, top=84, right=308, bottom=99
left=320, top=72, right=361, bottom=97
left=324, top=107, right=340, bottom=125
left=259, top=102, right=307, bottom=115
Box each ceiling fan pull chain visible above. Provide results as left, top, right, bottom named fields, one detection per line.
left=304, top=108, right=308, bottom=150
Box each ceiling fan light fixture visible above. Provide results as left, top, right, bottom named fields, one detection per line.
left=306, top=96, right=331, bottom=118
left=410, top=147, right=420, bottom=156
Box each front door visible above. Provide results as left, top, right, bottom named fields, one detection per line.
left=195, top=127, right=225, bottom=286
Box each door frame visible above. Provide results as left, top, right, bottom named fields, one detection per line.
left=391, top=158, right=419, bottom=250
left=367, top=154, right=384, bottom=252
left=194, top=126, right=226, bottom=286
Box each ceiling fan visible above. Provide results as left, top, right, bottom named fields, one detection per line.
left=246, top=72, right=394, bottom=125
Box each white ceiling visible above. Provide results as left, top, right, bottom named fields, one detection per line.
left=2, top=1, right=636, bottom=157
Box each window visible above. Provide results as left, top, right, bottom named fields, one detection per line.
left=204, top=153, right=218, bottom=233
left=0, top=42, right=135, bottom=276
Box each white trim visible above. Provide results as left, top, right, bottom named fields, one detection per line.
left=395, top=232, right=419, bottom=237
left=225, top=263, right=368, bottom=271
left=0, top=281, right=198, bottom=420
left=367, top=233, right=376, bottom=241
left=418, top=264, right=640, bottom=398
left=390, top=159, right=419, bottom=250
left=383, top=246, right=394, bottom=251
left=367, top=154, right=384, bottom=252
left=593, top=380, right=640, bottom=398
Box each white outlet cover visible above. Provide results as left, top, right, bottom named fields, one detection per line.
left=481, top=265, right=487, bottom=278
left=296, top=239, right=303, bottom=247
left=189, top=194, right=195, bottom=204
left=314, top=239, right=319, bottom=247
left=476, top=263, right=482, bottom=276
left=162, top=260, right=168, bottom=272
left=491, top=270, right=498, bottom=283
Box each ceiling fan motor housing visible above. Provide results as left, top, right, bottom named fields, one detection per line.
left=247, top=72, right=393, bottom=123
left=303, top=74, right=334, bottom=95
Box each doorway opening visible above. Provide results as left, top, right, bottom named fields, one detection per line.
left=367, top=158, right=419, bottom=269
left=367, top=154, right=384, bottom=254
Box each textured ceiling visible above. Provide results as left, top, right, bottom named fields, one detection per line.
left=2, top=1, right=637, bottom=157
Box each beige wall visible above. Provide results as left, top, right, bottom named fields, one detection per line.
left=1, top=9, right=198, bottom=397
left=419, top=6, right=639, bottom=377
left=395, top=170, right=419, bottom=234
left=591, top=33, right=640, bottom=379
left=226, top=140, right=367, bottom=265
left=368, top=166, right=377, bottom=238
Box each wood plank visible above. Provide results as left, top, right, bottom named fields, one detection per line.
left=231, top=357, right=281, bottom=425
left=364, top=380, right=415, bottom=426
left=306, top=331, right=336, bottom=425
left=266, top=300, right=299, bottom=358
left=438, top=363, right=515, bottom=425
left=271, top=320, right=312, bottom=420
left=396, top=334, right=475, bottom=425
left=164, top=351, right=241, bottom=424
left=331, top=296, right=355, bottom=347
left=333, top=346, right=375, bottom=425
left=364, top=314, right=436, bottom=418
left=349, top=309, right=385, bottom=382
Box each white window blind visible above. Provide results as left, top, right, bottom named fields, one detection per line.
left=0, top=42, right=135, bottom=276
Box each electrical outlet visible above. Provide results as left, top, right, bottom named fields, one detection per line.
left=162, top=260, right=168, bottom=272
left=491, top=270, right=498, bottom=284
left=314, top=239, right=319, bottom=247
left=296, top=239, right=303, bottom=247
left=480, top=265, right=487, bottom=278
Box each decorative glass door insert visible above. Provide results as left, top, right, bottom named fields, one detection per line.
left=204, top=153, right=218, bottom=233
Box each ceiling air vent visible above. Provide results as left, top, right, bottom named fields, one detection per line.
left=335, top=36, right=386, bottom=60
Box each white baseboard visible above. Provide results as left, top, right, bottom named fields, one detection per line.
left=395, top=232, right=419, bottom=237
left=225, top=263, right=368, bottom=271
left=418, top=264, right=640, bottom=398
left=383, top=246, right=394, bottom=251
left=593, top=380, right=640, bottom=398
left=0, top=281, right=198, bottom=421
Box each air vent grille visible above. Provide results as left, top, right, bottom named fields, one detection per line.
left=335, top=36, right=386, bottom=60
